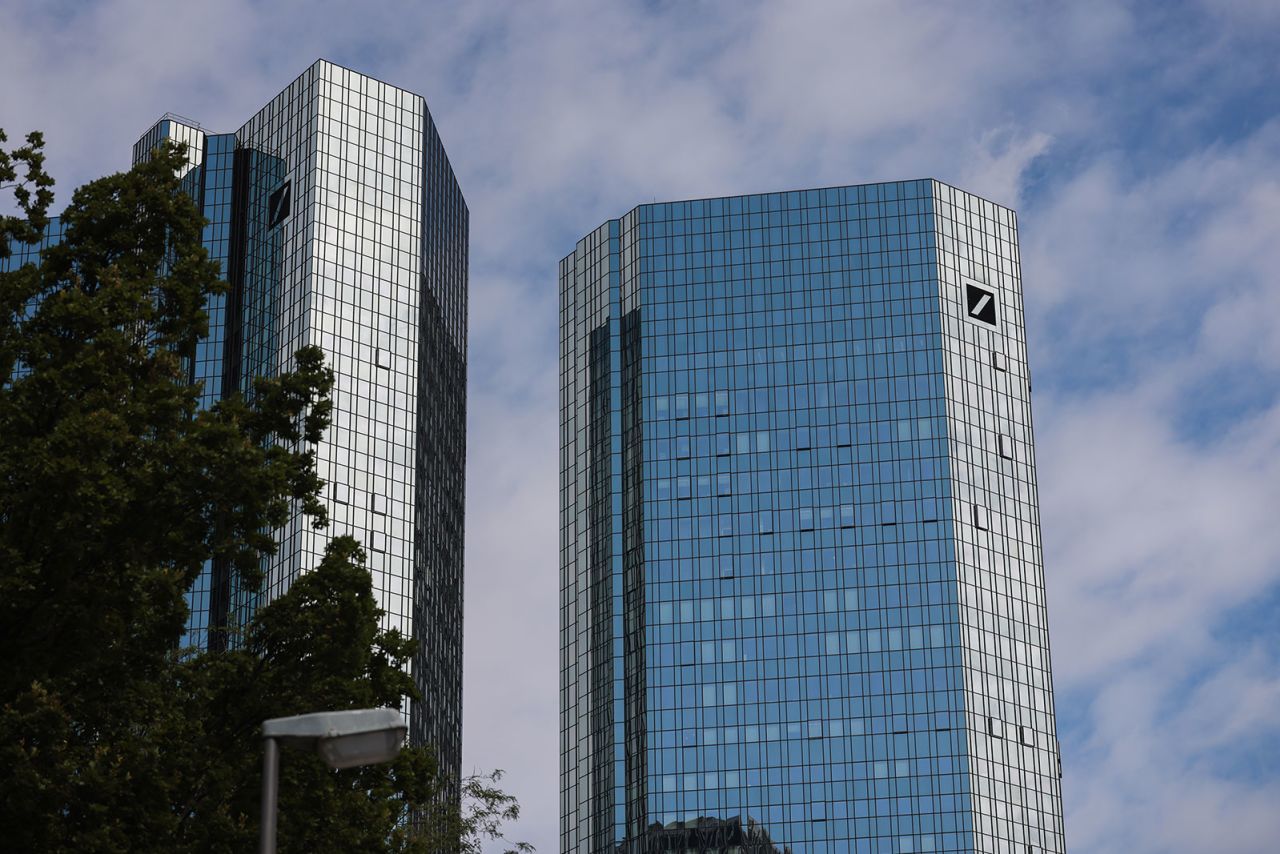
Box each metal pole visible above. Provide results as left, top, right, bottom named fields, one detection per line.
left=260, top=736, right=279, bottom=854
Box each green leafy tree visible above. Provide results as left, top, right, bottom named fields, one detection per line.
left=164, top=536, right=529, bottom=853
left=0, top=133, right=529, bottom=853
left=0, top=129, right=55, bottom=256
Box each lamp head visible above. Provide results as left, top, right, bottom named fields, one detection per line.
left=262, top=708, right=407, bottom=769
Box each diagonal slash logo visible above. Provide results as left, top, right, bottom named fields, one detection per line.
left=267, top=181, right=291, bottom=229
left=965, top=282, right=998, bottom=326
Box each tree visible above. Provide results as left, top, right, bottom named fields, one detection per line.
left=0, top=129, right=55, bottom=258
left=0, top=133, right=528, bottom=852
left=165, top=536, right=530, bottom=853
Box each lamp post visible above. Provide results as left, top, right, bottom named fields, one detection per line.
left=259, top=707, right=407, bottom=854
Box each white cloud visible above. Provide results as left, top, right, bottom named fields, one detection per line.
left=959, top=127, right=1053, bottom=209
left=1028, top=117, right=1280, bottom=852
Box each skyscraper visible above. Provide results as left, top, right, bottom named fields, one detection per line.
left=560, top=180, right=1064, bottom=853
left=13, top=60, right=469, bottom=779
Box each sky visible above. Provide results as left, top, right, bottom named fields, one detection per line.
left=4, top=1, right=1280, bottom=851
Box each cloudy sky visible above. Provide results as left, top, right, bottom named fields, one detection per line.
left=5, top=1, right=1280, bottom=850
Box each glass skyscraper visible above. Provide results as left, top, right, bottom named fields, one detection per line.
left=3, top=60, right=469, bottom=778
left=559, top=180, right=1064, bottom=853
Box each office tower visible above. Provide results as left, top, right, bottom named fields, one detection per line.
left=15, top=60, right=467, bottom=777
left=560, top=181, right=1064, bottom=853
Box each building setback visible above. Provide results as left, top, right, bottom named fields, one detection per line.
left=122, top=60, right=465, bottom=779
left=560, top=180, right=1064, bottom=852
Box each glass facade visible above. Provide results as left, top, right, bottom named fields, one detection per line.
left=0, top=218, right=66, bottom=381
left=125, top=61, right=467, bottom=777
left=560, top=181, right=1064, bottom=853
left=6, top=59, right=466, bottom=788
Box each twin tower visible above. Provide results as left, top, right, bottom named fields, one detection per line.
left=560, top=185, right=1065, bottom=852
left=22, top=60, right=1067, bottom=852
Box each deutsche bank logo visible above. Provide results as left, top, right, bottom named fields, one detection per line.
left=267, top=181, right=292, bottom=229
left=965, top=282, right=998, bottom=327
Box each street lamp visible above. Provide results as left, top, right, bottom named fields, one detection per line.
left=259, top=707, right=408, bottom=854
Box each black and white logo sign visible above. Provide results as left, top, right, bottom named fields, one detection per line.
left=267, top=181, right=291, bottom=229
left=965, top=282, right=998, bottom=327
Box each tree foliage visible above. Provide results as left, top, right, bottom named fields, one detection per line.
left=0, top=128, right=55, bottom=258
left=0, top=133, right=529, bottom=852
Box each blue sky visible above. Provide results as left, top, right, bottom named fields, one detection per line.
left=5, top=1, right=1279, bottom=850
